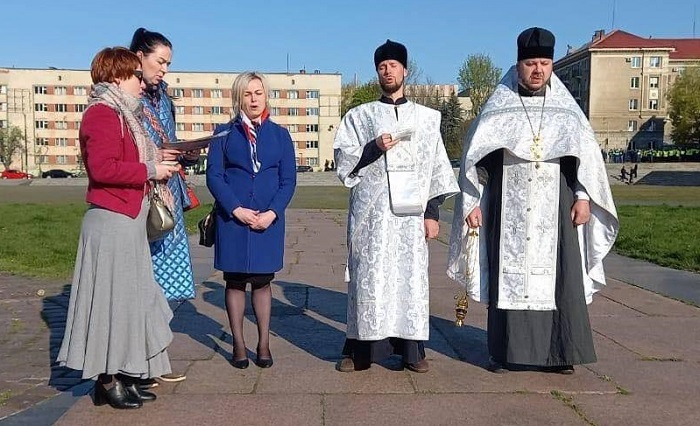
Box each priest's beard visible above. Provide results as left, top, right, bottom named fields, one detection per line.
left=380, top=75, right=405, bottom=96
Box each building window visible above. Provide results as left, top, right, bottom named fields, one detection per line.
left=270, top=90, right=280, bottom=99
left=0, top=103, right=5, bottom=112
left=649, top=99, right=659, bottom=110
left=56, top=104, right=67, bottom=112
left=649, top=56, right=661, bottom=68
left=211, top=106, right=224, bottom=114
left=76, top=104, right=87, bottom=112
left=288, top=90, right=298, bottom=99
left=287, top=124, right=298, bottom=133
left=176, top=123, right=185, bottom=131
left=306, top=124, right=319, bottom=132
left=55, top=86, right=67, bottom=95
left=306, top=90, right=319, bottom=99
left=74, top=86, right=87, bottom=96
left=57, top=155, right=67, bottom=164
left=628, top=99, right=639, bottom=110
left=35, top=103, right=48, bottom=112
left=288, top=107, right=299, bottom=116
left=35, top=120, right=49, bottom=129
left=0, top=85, right=7, bottom=94
left=56, top=138, right=68, bottom=147
left=630, top=77, right=640, bottom=89
left=173, top=88, right=185, bottom=97
left=306, top=107, right=319, bottom=116
left=36, top=155, right=48, bottom=164
left=627, top=120, right=637, bottom=131
left=647, top=121, right=657, bottom=132
left=193, top=106, right=204, bottom=114
left=305, top=157, right=318, bottom=166
left=34, top=86, right=47, bottom=94
left=192, top=123, right=204, bottom=132
left=36, top=138, right=49, bottom=146
left=270, top=107, right=280, bottom=116
left=176, top=106, right=185, bottom=114
left=192, top=89, right=204, bottom=98
left=305, top=140, right=318, bottom=149
left=212, top=89, right=222, bottom=98
left=630, top=57, right=641, bottom=68
left=75, top=120, right=81, bottom=129
left=0, top=120, right=6, bottom=128
left=649, top=76, right=659, bottom=88
left=56, top=121, right=68, bottom=130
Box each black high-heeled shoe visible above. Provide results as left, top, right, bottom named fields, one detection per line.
left=255, top=346, right=273, bottom=368
left=94, top=380, right=142, bottom=409
left=231, top=357, right=249, bottom=369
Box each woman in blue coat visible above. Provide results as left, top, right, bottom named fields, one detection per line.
left=207, top=72, right=296, bottom=369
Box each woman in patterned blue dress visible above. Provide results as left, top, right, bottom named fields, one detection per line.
left=130, top=27, right=197, bottom=383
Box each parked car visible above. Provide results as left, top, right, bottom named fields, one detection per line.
left=296, top=165, right=313, bottom=173
left=1, top=169, right=33, bottom=179
left=42, top=169, right=76, bottom=179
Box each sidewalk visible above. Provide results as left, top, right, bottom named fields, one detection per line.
left=3, top=210, right=700, bottom=425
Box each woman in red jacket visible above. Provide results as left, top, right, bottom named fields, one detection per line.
left=56, top=47, right=180, bottom=410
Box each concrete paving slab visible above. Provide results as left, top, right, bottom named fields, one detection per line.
left=592, top=316, right=700, bottom=361
left=601, top=280, right=700, bottom=317
left=572, top=394, right=700, bottom=426
left=323, top=394, right=588, bottom=426
left=55, top=394, right=324, bottom=426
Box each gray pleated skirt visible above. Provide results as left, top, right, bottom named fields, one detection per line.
left=57, top=198, right=174, bottom=379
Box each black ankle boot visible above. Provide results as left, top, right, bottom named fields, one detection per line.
left=124, top=382, right=157, bottom=402
left=94, top=380, right=142, bottom=409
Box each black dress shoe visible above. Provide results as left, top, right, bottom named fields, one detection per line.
left=94, top=380, right=142, bottom=409
left=138, top=378, right=159, bottom=390
left=124, top=383, right=157, bottom=402
left=487, top=360, right=509, bottom=374
left=231, top=358, right=250, bottom=369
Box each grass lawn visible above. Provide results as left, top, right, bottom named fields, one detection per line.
left=0, top=185, right=698, bottom=279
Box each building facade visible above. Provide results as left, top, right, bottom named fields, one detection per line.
left=554, top=29, right=700, bottom=150
left=0, top=68, right=341, bottom=174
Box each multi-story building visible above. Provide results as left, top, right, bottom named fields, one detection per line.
left=0, top=68, right=341, bottom=174
left=554, top=29, right=700, bottom=150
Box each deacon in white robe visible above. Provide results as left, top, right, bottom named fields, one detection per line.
left=447, top=27, right=619, bottom=373
left=334, top=40, right=459, bottom=373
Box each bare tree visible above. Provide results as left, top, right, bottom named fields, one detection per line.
left=0, top=126, right=25, bottom=170
left=457, top=54, right=502, bottom=117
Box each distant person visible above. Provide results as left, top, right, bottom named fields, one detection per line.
left=631, top=163, right=638, bottom=180
left=207, top=72, right=297, bottom=369
left=620, top=165, right=627, bottom=182
left=57, top=47, right=180, bottom=409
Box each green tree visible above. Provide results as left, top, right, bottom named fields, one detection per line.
left=0, top=126, right=25, bottom=170
left=438, top=94, right=464, bottom=159
left=457, top=54, right=502, bottom=117
left=344, top=79, right=381, bottom=116
left=668, top=67, right=700, bottom=144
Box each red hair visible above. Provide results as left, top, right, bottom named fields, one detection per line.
left=90, top=47, right=140, bottom=84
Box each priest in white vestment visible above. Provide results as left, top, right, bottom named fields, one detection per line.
left=447, top=27, right=619, bottom=374
left=334, top=40, right=459, bottom=373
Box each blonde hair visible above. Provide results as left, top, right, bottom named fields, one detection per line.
left=231, top=71, right=269, bottom=117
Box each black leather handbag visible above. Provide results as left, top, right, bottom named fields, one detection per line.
left=197, top=204, right=216, bottom=247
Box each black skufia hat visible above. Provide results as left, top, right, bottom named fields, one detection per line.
left=517, top=27, right=555, bottom=61
left=374, top=39, right=408, bottom=68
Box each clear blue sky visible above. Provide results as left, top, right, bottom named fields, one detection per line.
left=1, top=0, right=698, bottom=86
